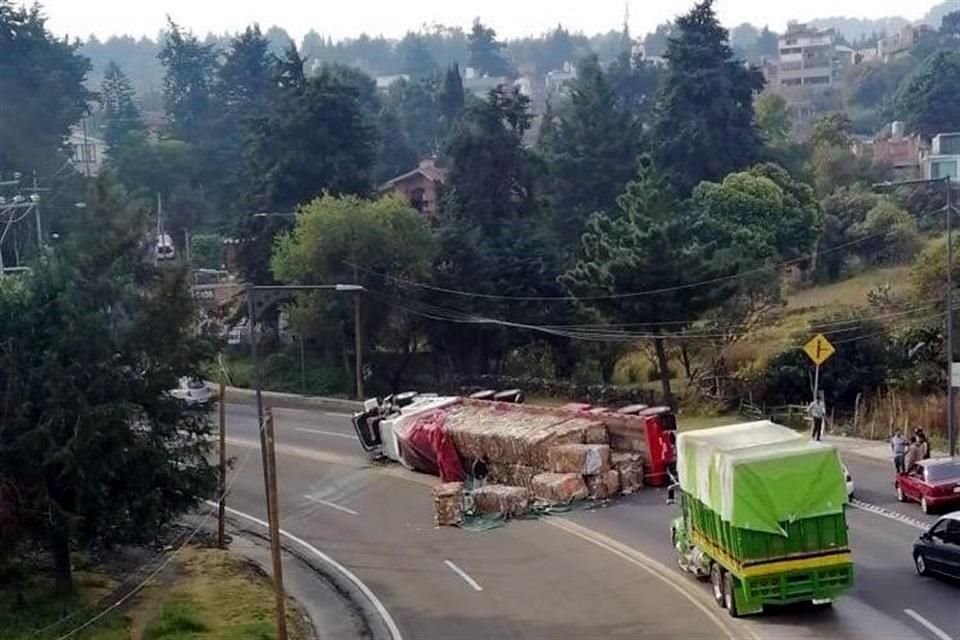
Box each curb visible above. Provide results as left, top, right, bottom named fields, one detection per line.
left=221, top=385, right=363, bottom=414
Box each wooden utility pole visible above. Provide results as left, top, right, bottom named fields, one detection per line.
left=217, top=370, right=227, bottom=549
left=264, top=409, right=289, bottom=640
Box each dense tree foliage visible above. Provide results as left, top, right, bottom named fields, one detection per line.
left=539, top=56, right=642, bottom=251
left=895, top=50, right=960, bottom=137
left=468, top=19, right=513, bottom=77
left=650, top=0, right=765, bottom=195
left=0, top=1, right=92, bottom=174
left=0, top=181, right=215, bottom=591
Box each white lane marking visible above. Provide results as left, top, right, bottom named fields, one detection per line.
left=304, top=495, right=359, bottom=516
left=443, top=560, right=483, bottom=592
left=295, top=427, right=355, bottom=439
left=545, top=518, right=752, bottom=640
left=849, top=498, right=929, bottom=531
left=211, top=502, right=403, bottom=640
left=904, top=608, right=956, bottom=640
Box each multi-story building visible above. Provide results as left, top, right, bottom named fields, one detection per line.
left=878, top=24, right=935, bottom=62
left=776, top=23, right=847, bottom=90
left=921, top=133, right=960, bottom=183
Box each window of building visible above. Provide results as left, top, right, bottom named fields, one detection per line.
left=938, top=135, right=960, bottom=155
left=780, top=61, right=802, bottom=71
left=930, top=159, right=959, bottom=181
left=803, top=76, right=831, bottom=85
left=780, top=46, right=802, bottom=55
left=781, top=78, right=802, bottom=86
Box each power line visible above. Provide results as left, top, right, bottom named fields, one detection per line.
left=346, top=204, right=949, bottom=302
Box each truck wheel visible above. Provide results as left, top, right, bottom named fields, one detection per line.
left=723, top=572, right=740, bottom=617
left=710, top=563, right=725, bottom=607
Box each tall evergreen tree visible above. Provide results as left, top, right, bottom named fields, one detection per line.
left=439, top=63, right=465, bottom=128
left=468, top=18, right=512, bottom=77
left=0, top=1, right=92, bottom=174
left=540, top=55, right=642, bottom=251
left=398, top=33, right=437, bottom=76
left=100, top=60, right=144, bottom=153
left=649, top=0, right=764, bottom=195
left=158, top=19, right=217, bottom=141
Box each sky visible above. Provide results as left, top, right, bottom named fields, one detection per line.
left=40, top=0, right=947, bottom=43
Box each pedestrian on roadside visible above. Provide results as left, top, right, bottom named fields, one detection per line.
left=914, top=427, right=930, bottom=460
left=904, top=437, right=922, bottom=475
left=808, top=392, right=826, bottom=441
left=890, top=431, right=907, bottom=474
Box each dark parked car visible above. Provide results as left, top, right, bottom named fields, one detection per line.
left=913, top=512, right=960, bottom=581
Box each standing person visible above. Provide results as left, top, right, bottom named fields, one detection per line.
left=808, top=392, right=826, bottom=441
left=891, top=431, right=907, bottom=474
left=904, top=437, right=921, bottom=475
left=914, top=428, right=931, bottom=459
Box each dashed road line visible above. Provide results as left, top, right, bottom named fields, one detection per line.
left=849, top=498, right=929, bottom=531
left=904, top=608, right=956, bottom=640
left=443, top=560, right=483, bottom=592
left=295, top=427, right=355, bottom=439
left=304, top=495, right=359, bottom=516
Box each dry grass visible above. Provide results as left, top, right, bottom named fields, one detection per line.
left=852, top=391, right=949, bottom=447
left=785, top=265, right=912, bottom=312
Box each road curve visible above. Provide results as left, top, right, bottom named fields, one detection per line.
left=222, top=403, right=959, bottom=640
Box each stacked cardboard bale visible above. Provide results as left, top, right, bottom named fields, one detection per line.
left=585, top=470, right=621, bottom=499
left=472, top=484, right=531, bottom=517
left=611, top=451, right=644, bottom=494
left=433, top=482, right=464, bottom=526
left=531, top=473, right=589, bottom=504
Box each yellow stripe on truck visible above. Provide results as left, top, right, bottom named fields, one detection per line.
left=691, top=530, right=852, bottom=578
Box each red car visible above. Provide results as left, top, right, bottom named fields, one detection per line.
left=896, top=458, right=960, bottom=514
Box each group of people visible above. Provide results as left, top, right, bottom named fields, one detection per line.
left=890, top=428, right=931, bottom=474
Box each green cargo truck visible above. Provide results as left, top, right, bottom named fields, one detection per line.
left=669, top=421, right=853, bottom=617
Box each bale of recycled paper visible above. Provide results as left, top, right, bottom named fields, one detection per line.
left=547, top=444, right=611, bottom=475
left=586, top=469, right=622, bottom=500
left=531, top=473, right=588, bottom=505
left=584, top=422, right=609, bottom=445
left=602, top=415, right=650, bottom=454
left=472, top=484, right=531, bottom=517
left=488, top=462, right=539, bottom=489
left=433, top=482, right=464, bottom=526
left=611, top=452, right=644, bottom=494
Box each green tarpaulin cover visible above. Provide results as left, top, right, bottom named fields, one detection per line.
left=676, top=421, right=847, bottom=535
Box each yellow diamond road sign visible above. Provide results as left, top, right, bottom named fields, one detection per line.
left=803, top=333, right=836, bottom=366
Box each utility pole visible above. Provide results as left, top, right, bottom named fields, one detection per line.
left=217, top=359, right=227, bottom=549
left=32, top=172, right=42, bottom=248
left=945, top=176, right=956, bottom=458
left=264, top=408, right=289, bottom=640
left=353, top=264, right=364, bottom=400
left=246, top=285, right=274, bottom=522
left=183, top=227, right=192, bottom=265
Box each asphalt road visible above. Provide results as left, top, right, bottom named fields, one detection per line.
left=221, top=403, right=959, bottom=640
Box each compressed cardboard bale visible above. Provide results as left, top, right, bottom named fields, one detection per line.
left=547, top=444, right=611, bottom=475
left=487, top=462, right=539, bottom=489
left=472, top=484, right=531, bottom=517
left=433, top=482, right=464, bottom=526
left=584, top=422, right=609, bottom=444
left=524, top=419, right=592, bottom=468
left=531, top=473, right=588, bottom=505
left=611, top=452, right=645, bottom=494
left=586, top=469, right=622, bottom=500
left=602, top=414, right=650, bottom=455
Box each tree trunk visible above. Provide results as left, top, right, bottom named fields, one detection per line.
left=653, top=336, right=674, bottom=408
left=51, top=516, right=73, bottom=595
left=679, top=342, right=694, bottom=382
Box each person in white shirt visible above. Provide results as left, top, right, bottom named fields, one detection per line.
left=808, top=392, right=826, bottom=441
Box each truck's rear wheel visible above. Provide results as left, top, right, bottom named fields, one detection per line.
left=723, top=572, right=740, bottom=617
left=710, top=563, right=725, bottom=607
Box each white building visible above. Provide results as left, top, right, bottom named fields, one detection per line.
left=922, top=133, right=960, bottom=183
left=776, top=23, right=847, bottom=90
left=67, top=124, right=105, bottom=177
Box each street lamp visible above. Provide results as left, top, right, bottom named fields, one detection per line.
left=873, top=176, right=956, bottom=456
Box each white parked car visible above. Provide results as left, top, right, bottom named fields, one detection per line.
left=171, top=377, right=212, bottom=407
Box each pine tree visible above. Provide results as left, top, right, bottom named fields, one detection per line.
left=468, top=18, right=512, bottom=77
left=540, top=56, right=641, bottom=252
left=158, top=19, right=217, bottom=141
left=439, top=64, right=465, bottom=129
left=649, top=0, right=764, bottom=195
left=100, top=60, right=144, bottom=153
